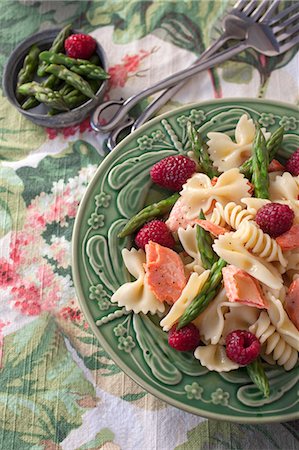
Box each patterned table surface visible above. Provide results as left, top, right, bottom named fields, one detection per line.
left=0, top=1, right=298, bottom=449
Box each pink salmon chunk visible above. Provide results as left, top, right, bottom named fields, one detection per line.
left=222, top=264, right=268, bottom=309
left=276, top=224, right=299, bottom=251
left=145, top=241, right=186, bottom=304
left=195, top=219, right=227, bottom=236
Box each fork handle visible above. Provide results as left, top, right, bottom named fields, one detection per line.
left=97, top=42, right=248, bottom=132
left=131, top=35, right=231, bottom=132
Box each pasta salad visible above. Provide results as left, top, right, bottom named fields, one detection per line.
left=112, top=114, right=299, bottom=397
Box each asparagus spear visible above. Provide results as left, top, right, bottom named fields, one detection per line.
left=239, top=126, right=284, bottom=178
left=246, top=357, right=270, bottom=398
left=196, top=210, right=218, bottom=269
left=17, top=82, right=69, bottom=111
left=118, top=193, right=180, bottom=238
left=22, top=74, right=60, bottom=110
left=187, top=121, right=219, bottom=179
left=251, top=124, right=269, bottom=199
left=39, top=51, right=109, bottom=80
left=37, top=24, right=72, bottom=77
left=177, top=258, right=227, bottom=329
left=45, top=64, right=96, bottom=99
left=16, top=44, right=40, bottom=100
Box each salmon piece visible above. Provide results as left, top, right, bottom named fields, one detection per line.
left=145, top=241, right=186, bottom=304
left=211, top=177, right=218, bottom=186
left=166, top=197, right=198, bottom=232
left=195, top=219, right=227, bottom=236
left=285, top=278, right=299, bottom=331
left=205, top=199, right=217, bottom=215
left=222, top=264, right=268, bottom=309
left=247, top=181, right=254, bottom=195
left=276, top=224, right=299, bottom=251
left=268, top=159, right=285, bottom=173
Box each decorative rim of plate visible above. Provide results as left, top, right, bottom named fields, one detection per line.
left=72, top=98, right=299, bottom=423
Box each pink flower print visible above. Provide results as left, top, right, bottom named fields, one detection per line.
left=107, top=47, right=157, bottom=91
left=60, top=306, right=82, bottom=322
left=108, top=64, right=128, bottom=89
left=46, top=128, right=58, bottom=140
left=11, top=283, right=42, bottom=316
left=0, top=259, right=16, bottom=286
left=63, top=126, right=77, bottom=138
left=79, top=117, right=92, bottom=133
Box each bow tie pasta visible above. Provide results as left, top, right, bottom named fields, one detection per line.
left=181, top=168, right=252, bottom=219
left=207, top=114, right=270, bottom=172
left=111, top=248, right=165, bottom=314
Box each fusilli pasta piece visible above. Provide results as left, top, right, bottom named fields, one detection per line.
left=160, top=270, right=210, bottom=331
left=210, top=201, right=254, bottom=229
left=194, top=344, right=239, bottom=372
left=213, top=233, right=283, bottom=290
left=234, top=221, right=288, bottom=267
left=111, top=248, right=165, bottom=314
left=249, top=311, right=298, bottom=371
left=181, top=168, right=252, bottom=219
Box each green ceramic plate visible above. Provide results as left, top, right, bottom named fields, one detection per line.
left=72, top=99, right=299, bottom=423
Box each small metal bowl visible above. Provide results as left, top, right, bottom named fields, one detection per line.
left=2, top=28, right=109, bottom=128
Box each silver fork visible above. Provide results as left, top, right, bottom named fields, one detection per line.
left=91, top=1, right=299, bottom=138
left=105, top=0, right=281, bottom=149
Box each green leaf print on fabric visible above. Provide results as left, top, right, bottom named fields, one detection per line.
left=175, top=420, right=299, bottom=450
left=0, top=91, right=46, bottom=161
left=78, top=428, right=115, bottom=450
left=16, top=139, right=103, bottom=206
left=221, top=61, right=254, bottom=84
left=0, top=314, right=96, bottom=448
left=0, top=166, right=26, bottom=237
left=87, top=0, right=227, bottom=50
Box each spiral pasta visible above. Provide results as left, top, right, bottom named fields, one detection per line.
left=210, top=201, right=254, bottom=229
left=249, top=311, right=298, bottom=371
left=234, top=221, right=288, bottom=267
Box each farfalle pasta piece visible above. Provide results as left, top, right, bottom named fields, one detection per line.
left=213, top=233, right=283, bottom=290
left=111, top=248, right=165, bottom=314
left=160, top=270, right=210, bottom=331
left=210, top=201, right=254, bottom=229
left=177, top=225, right=205, bottom=274
left=181, top=168, right=252, bottom=219
left=241, top=197, right=271, bottom=216
left=269, top=172, right=299, bottom=223
left=194, top=288, right=259, bottom=346
left=207, top=114, right=270, bottom=171
left=234, top=221, right=288, bottom=267
left=194, top=344, right=239, bottom=372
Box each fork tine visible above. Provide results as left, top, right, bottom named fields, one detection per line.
left=269, top=2, right=299, bottom=25
left=259, top=0, right=280, bottom=22
left=279, top=34, right=299, bottom=54
left=232, top=0, right=251, bottom=12
left=273, top=12, right=299, bottom=34
left=250, top=0, right=270, bottom=21
left=276, top=23, right=299, bottom=44
left=242, top=0, right=259, bottom=15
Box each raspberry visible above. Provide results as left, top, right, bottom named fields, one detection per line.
left=255, top=203, right=294, bottom=238
left=285, top=148, right=299, bottom=176
left=135, top=220, right=175, bottom=250
left=168, top=324, right=200, bottom=352
left=150, top=155, right=196, bottom=191
left=226, top=330, right=260, bottom=365
left=65, top=33, right=96, bottom=59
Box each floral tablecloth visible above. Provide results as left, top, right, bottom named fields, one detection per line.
left=0, top=1, right=298, bottom=449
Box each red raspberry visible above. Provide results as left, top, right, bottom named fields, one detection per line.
left=135, top=220, right=175, bottom=250
left=255, top=203, right=294, bottom=238
left=226, top=330, right=260, bottom=365
left=285, top=148, right=299, bottom=176
left=150, top=155, right=196, bottom=191
left=65, top=33, right=96, bottom=59
left=168, top=324, right=200, bottom=352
